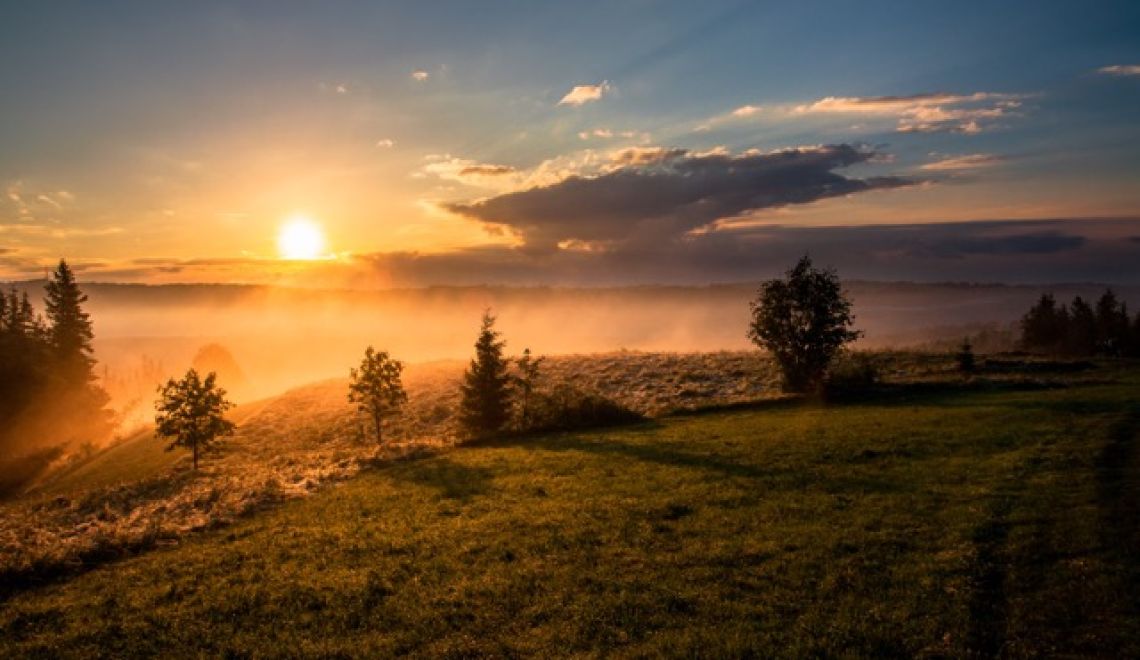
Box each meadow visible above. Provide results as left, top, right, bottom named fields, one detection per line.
left=1, top=354, right=1137, bottom=656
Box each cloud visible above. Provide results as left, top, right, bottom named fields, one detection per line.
left=558, top=81, right=611, bottom=106
left=794, top=92, right=1023, bottom=134
left=732, top=105, right=761, bottom=117
left=420, top=156, right=523, bottom=190
left=920, top=153, right=1005, bottom=171
left=1098, top=65, right=1140, bottom=76
left=335, top=84, right=348, bottom=94
left=577, top=129, right=645, bottom=141
left=445, top=144, right=915, bottom=250
left=411, top=70, right=429, bottom=81
left=375, top=138, right=396, bottom=148
left=458, top=164, right=516, bottom=176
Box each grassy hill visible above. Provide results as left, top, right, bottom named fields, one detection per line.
left=2, top=367, right=1137, bottom=656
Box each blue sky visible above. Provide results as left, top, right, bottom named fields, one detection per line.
left=1, top=1, right=1138, bottom=284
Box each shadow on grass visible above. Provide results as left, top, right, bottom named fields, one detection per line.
left=385, top=456, right=497, bottom=501
left=480, top=422, right=770, bottom=481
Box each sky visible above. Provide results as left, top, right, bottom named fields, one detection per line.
left=1, top=0, right=1139, bottom=285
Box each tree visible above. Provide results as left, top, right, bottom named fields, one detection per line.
left=1065, top=296, right=1096, bottom=356
left=1020, top=293, right=1066, bottom=353
left=459, top=311, right=512, bottom=436
left=44, top=259, right=96, bottom=380
left=512, top=348, right=545, bottom=429
left=347, top=346, right=408, bottom=444
left=155, top=369, right=235, bottom=470
left=748, top=255, right=861, bottom=392
left=955, top=338, right=976, bottom=376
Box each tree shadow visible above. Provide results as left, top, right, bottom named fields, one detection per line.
left=483, top=424, right=770, bottom=482
left=385, top=456, right=497, bottom=501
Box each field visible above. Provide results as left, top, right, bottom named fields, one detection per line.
left=1, top=355, right=1138, bottom=656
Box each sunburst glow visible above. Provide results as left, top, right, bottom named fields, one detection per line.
left=277, top=216, right=326, bottom=260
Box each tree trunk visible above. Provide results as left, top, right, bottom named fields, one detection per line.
left=374, top=415, right=382, bottom=445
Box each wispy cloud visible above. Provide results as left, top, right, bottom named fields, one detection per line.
left=558, top=81, right=611, bottom=106
left=411, top=70, right=429, bottom=81
left=793, top=92, right=1024, bottom=134
left=695, top=104, right=764, bottom=131
left=920, top=153, right=1005, bottom=171
left=375, top=138, right=396, bottom=148
left=1098, top=64, right=1140, bottom=76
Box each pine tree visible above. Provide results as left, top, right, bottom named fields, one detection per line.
left=512, top=348, right=545, bottom=429
left=44, top=259, right=96, bottom=380
left=347, top=346, right=408, bottom=444
left=458, top=311, right=512, bottom=437
left=955, top=338, right=976, bottom=376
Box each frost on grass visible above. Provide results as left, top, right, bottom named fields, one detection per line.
left=0, top=351, right=780, bottom=587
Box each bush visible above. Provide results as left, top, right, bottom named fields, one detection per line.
left=822, top=353, right=881, bottom=400
left=523, top=385, right=643, bottom=433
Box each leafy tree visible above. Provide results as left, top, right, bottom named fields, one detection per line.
left=44, top=259, right=96, bottom=380
left=512, top=347, right=545, bottom=429
left=459, top=311, right=512, bottom=436
left=347, top=346, right=408, bottom=444
left=748, top=255, right=862, bottom=392
left=155, top=369, right=235, bottom=470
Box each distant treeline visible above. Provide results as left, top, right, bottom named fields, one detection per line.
left=0, top=261, right=112, bottom=496
left=1019, top=290, right=1140, bottom=357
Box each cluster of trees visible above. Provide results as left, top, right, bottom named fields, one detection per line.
left=345, top=310, right=637, bottom=446
left=0, top=261, right=113, bottom=494
left=1020, top=290, right=1140, bottom=357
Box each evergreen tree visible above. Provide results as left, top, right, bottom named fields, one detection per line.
left=458, top=311, right=512, bottom=437
left=512, top=348, right=545, bottom=429
left=347, top=346, right=408, bottom=444
left=1020, top=294, right=1065, bottom=352
left=1094, top=289, right=1129, bottom=356
left=44, top=259, right=96, bottom=379
left=1065, top=296, right=1097, bottom=356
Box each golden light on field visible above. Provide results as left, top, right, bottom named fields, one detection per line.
left=277, top=216, right=326, bottom=260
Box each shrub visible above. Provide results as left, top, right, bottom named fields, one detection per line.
left=524, top=384, right=643, bottom=433
left=822, top=353, right=881, bottom=399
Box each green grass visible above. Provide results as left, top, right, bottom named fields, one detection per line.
left=32, top=398, right=273, bottom=496
left=2, top=377, right=1138, bottom=657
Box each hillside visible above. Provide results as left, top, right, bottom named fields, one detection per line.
left=2, top=365, right=1138, bottom=656
left=0, top=352, right=782, bottom=590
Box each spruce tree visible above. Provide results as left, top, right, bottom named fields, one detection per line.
left=458, top=311, right=512, bottom=437
left=44, top=259, right=96, bottom=380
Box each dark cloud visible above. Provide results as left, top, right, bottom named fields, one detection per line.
left=903, top=231, right=1086, bottom=259
left=446, top=145, right=914, bottom=250
left=353, top=218, right=1138, bottom=286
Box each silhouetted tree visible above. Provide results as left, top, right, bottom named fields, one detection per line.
left=1065, top=296, right=1097, bottom=356
left=956, top=338, right=976, bottom=376
left=1094, top=289, right=1130, bottom=356
left=155, top=369, right=235, bottom=470
left=44, top=260, right=96, bottom=380
left=347, top=346, right=408, bottom=444
left=1020, top=294, right=1066, bottom=353
left=748, top=255, right=861, bottom=392
left=512, top=347, right=545, bottom=429
left=459, top=311, right=512, bottom=436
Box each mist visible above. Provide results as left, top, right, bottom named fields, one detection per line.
left=6, top=280, right=1135, bottom=413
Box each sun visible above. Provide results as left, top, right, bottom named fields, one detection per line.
left=277, top=216, right=326, bottom=260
